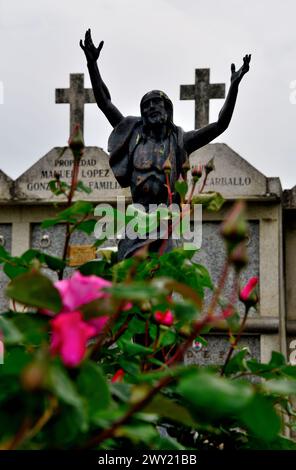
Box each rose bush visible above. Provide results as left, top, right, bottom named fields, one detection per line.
left=0, top=133, right=296, bottom=451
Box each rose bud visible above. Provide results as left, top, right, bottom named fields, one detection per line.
left=68, top=124, right=84, bottom=160
left=220, top=201, right=248, bottom=248
left=21, top=361, right=47, bottom=391
left=182, top=158, right=191, bottom=174
left=239, top=277, right=259, bottom=310
left=229, top=241, right=248, bottom=271
left=111, top=369, right=125, bottom=383
left=154, top=309, right=174, bottom=326
left=163, top=156, right=172, bottom=174
left=191, top=164, right=203, bottom=182
left=205, top=157, right=215, bottom=175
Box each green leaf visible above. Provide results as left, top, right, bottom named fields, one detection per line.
left=246, top=352, right=288, bottom=379
left=143, top=394, right=197, bottom=428
left=43, top=253, right=66, bottom=272
left=109, top=283, right=161, bottom=302
left=136, top=248, right=212, bottom=302
left=154, top=435, right=185, bottom=450
left=247, top=359, right=277, bottom=377
left=75, top=219, right=96, bottom=235
left=6, top=271, right=62, bottom=313
left=110, top=382, right=131, bottom=403
left=9, top=313, right=48, bottom=346
left=20, top=249, right=41, bottom=263
left=41, top=218, right=66, bottom=229
left=175, top=179, right=188, bottom=202
left=268, top=351, right=287, bottom=368
left=118, top=358, right=140, bottom=375
left=48, top=179, right=70, bottom=196
left=77, top=361, right=111, bottom=419
left=0, top=245, right=11, bottom=263
left=47, top=364, right=86, bottom=431
left=76, top=180, right=92, bottom=194
left=118, top=339, right=153, bottom=357
left=262, top=378, right=296, bottom=395
left=0, top=346, right=31, bottom=375
left=159, top=329, right=177, bottom=347
left=281, top=365, right=296, bottom=379
left=177, top=371, right=253, bottom=419
left=173, top=300, right=199, bottom=322
left=47, top=405, right=84, bottom=445
left=0, top=376, right=21, bottom=403
left=161, top=279, right=202, bottom=310
left=224, top=349, right=250, bottom=376
left=42, top=201, right=93, bottom=228
left=79, top=259, right=111, bottom=278
left=191, top=192, right=225, bottom=212
left=2, top=249, right=65, bottom=280
left=193, top=263, right=213, bottom=289
left=239, top=395, right=281, bottom=441
left=126, top=317, right=146, bottom=335
left=88, top=407, right=125, bottom=428
left=3, top=263, right=28, bottom=279
left=0, top=315, right=23, bottom=345
left=115, top=423, right=158, bottom=444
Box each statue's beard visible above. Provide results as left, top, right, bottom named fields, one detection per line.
left=143, top=113, right=168, bottom=128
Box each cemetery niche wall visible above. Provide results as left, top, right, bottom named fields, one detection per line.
left=0, top=70, right=291, bottom=369
left=185, top=142, right=285, bottom=365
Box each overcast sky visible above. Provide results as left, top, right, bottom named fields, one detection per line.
left=0, top=0, right=296, bottom=189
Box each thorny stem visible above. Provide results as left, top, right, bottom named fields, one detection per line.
left=165, top=172, right=173, bottom=206
left=102, top=317, right=132, bottom=349
left=55, top=176, right=68, bottom=197
left=164, top=259, right=230, bottom=367
left=1, top=417, right=32, bottom=450
left=187, top=178, right=198, bottom=204
left=198, top=171, right=210, bottom=194
left=58, top=158, right=81, bottom=280
left=206, top=260, right=229, bottom=319
left=1, top=396, right=58, bottom=450
left=81, top=374, right=173, bottom=449
left=220, top=304, right=250, bottom=376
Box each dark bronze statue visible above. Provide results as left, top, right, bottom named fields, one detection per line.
left=80, top=29, right=251, bottom=259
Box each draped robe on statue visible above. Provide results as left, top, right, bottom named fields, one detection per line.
left=107, top=116, right=187, bottom=260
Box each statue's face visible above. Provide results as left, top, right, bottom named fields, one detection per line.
left=141, top=97, right=168, bottom=126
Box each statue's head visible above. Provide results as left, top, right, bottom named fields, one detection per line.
left=140, top=90, right=173, bottom=127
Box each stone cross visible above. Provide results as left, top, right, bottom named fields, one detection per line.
left=180, top=69, right=225, bottom=129
left=55, top=73, right=96, bottom=139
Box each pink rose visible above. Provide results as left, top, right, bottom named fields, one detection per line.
left=154, top=310, right=174, bottom=326
left=50, top=311, right=96, bottom=367
left=54, top=271, right=111, bottom=312
left=240, top=277, right=259, bottom=303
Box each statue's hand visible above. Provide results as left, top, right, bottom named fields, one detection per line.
left=231, top=54, right=251, bottom=85
left=80, top=28, right=104, bottom=63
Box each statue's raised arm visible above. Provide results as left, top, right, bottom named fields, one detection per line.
left=80, top=29, right=124, bottom=128
left=184, top=54, right=251, bottom=154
